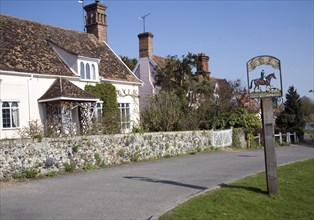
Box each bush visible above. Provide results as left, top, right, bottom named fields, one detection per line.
left=94, top=153, right=102, bottom=166
left=83, top=163, right=95, bottom=171
left=47, top=170, right=58, bottom=177
left=232, top=128, right=243, bottom=149
left=117, top=148, right=126, bottom=157
left=131, top=151, right=140, bottom=162
left=140, top=91, right=184, bottom=132
left=18, top=120, right=44, bottom=140
left=23, top=168, right=39, bottom=178
left=11, top=172, right=26, bottom=179
left=64, top=161, right=76, bottom=172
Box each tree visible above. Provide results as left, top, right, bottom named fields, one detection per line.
left=120, top=56, right=138, bottom=71
left=140, top=91, right=184, bottom=132
left=154, top=53, right=253, bottom=131
left=300, top=96, right=314, bottom=122
left=85, top=82, right=120, bottom=134
left=276, top=86, right=306, bottom=140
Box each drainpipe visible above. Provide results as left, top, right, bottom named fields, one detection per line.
left=27, top=74, right=33, bottom=124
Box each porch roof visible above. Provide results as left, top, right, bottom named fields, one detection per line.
left=38, top=78, right=99, bottom=103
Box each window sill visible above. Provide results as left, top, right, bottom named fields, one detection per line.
left=2, top=127, right=20, bottom=130
left=80, top=79, right=99, bottom=83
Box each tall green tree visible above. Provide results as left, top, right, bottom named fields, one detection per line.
left=120, top=56, right=138, bottom=71
left=85, top=82, right=120, bottom=134
left=300, top=96, right=314, bottom=122
left=276, top=86, right=306, bottom=140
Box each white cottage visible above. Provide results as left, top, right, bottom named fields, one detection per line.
left=0, top=1, right=142, bottom=139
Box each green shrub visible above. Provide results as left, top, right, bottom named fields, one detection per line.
left=94, top=153, right=102, bottom=166
left=34, top=133, right=44, bottom=142
left=83, top=163, right=95, bottom=171
left=11, top=172, right=26, bottom=179
left=18, top=120, right=44, bottom=140
left=131, top=151, right=140, bottom=162
left=64, top=161, right=76, bottom=172
left=232, top=128, right=242, bottom=149
left=117, top=148, right=126, bottom=157
left=247, top=133, right=260, bottom=148
left=23, top=168, right=39, bottom=178
left=47, top=170, right=58, bottom=177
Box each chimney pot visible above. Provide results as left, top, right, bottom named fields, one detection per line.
left=138, top=32, right=154, bottom=58
left=198, top=53, right=210, bottom=73
left=84, top=1, right=108, bottom=42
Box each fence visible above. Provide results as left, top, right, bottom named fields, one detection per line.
left=211, top=128, right=233, bottom=148
left=274, top=132, right=298, bottom=144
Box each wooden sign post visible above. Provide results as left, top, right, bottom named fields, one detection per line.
left=247, top=55, right=282, bottom=196
left=261, top=97, right=278, bottom=195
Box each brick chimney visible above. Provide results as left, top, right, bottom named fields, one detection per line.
left=84, top=0, right=108, bottom=43
left=197, top=53, right=210, bottom=72
left=138, top=32, right=154, bottom=58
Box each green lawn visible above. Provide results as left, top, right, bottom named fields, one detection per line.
left=160, top=159, right=314, bottom=220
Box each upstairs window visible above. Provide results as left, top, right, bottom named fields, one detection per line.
left=78, top=57, right=100, bottom=81
left=91, top=64, right=96, bottom=80
left=2, top=101, right=20, bottom=129
left=86, top=63, right=91, bottom=79
left=80, top=62, right=85, bottom=79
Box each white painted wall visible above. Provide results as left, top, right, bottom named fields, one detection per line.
left=0, top=71, right=141, bottom=139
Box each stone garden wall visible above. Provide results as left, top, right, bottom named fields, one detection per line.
left=0, top=130, right=220, bottom=179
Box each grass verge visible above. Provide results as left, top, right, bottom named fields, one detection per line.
left=160, top=159, right=314, bottom=220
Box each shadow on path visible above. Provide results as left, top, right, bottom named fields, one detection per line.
left=237, top=155, right=257, bottom=157
left=124, top=176, right=207, bottom=190
left=219, top=183, right=268, bottom=195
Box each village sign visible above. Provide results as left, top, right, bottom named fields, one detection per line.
left=246, top=55, right=282, bottom=98
left=246, top=55, right=283, bottom=196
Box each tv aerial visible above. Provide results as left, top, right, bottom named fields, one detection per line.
left=139, top=13, right=151, bottom=33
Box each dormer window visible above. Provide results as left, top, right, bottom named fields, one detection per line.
left=78, top=56, right=100, bottom=81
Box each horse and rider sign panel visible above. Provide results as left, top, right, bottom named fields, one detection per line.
left=247, top=55, right=283, bottom=98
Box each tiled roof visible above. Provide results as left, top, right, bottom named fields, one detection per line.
left=0, top=14, right=140, bottom=82
left=38, top=78, right=98, bottom=102
left=152, top=55, right=167, bottom=69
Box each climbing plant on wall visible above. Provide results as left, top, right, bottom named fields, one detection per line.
left=85, top=82, right=121, bottom=134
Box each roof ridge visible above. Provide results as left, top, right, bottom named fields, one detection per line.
left=0, top=13, right=88, bottom=36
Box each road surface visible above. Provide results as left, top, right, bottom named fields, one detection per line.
left=1, top=143, right=313, bottom=220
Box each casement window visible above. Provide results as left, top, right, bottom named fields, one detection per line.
left=78, top=57, right=100, bottom=81
left=1, top=101, right=20, bottom=129
left=118, top=103, right=130, bottom=129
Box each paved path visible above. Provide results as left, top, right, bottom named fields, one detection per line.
left=1, top=143, right=313, bottom=220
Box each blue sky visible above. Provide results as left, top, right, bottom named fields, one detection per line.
left=1, top=0, right=313, bottom=99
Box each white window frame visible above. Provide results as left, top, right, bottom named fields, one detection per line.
left=77, top=56, right=100, bottom=82
left=95, top=102, right=103, bottom=121
left=118, top=103, right=131, bottom=130
left=1, top=101, right=20, bottom=129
